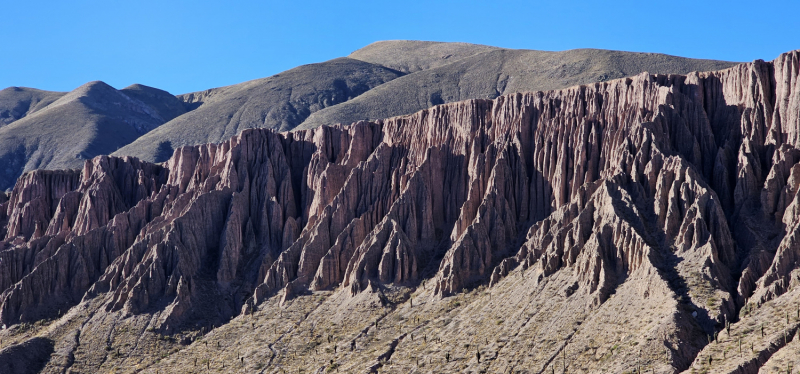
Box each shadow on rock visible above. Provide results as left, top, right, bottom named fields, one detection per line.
left=0, top=337, right=55, bottom=374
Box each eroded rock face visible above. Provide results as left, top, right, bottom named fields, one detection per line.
left=0, top=50, right=798, bottom=371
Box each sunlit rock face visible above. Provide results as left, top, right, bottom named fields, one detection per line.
left=0, top=50, right=798, bottom=373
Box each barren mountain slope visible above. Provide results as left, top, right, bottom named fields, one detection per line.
left=0, top=49, right=797, bottom=374
left=296, top=42, right=738, bottom=129
left=0, top=87, right=65, bottom=128
left=117, top=41, right=736, bottom=163
left=113, top=57, right=403, bottom=162
left=0, top=82, right=186, bottom=190
left=0, top=41, right=737, bottom=186
left=348, top=40, right=500, bottom=73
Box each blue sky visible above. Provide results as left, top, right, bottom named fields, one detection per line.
left=2, top=0, right=798, bottom=95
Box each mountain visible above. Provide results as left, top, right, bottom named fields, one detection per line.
left=0, top=82, right=186, bottom=190
left=0, top=49, right=797, bottom=374
left=115, top=41, right=738, bottom=163
left=347, top=40, right=501, bottom=73
left=0, top=87, right=65, bottom=128
left=112, top=57, right=403, bottom=163
left=296, top=41, right=737, bottom=129
left=0, top=41, right=737, bottom=189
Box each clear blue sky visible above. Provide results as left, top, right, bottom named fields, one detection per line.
left=2, top=0, right=798, bottom=95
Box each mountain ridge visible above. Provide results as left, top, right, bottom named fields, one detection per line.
left=0, top=48, right=796, bottom=373
left=297, top=44, right=737, bottom=130
left=0, top=41, right=738, bottom=192
left=112, top=57, right=404, bottom=164
left=0, top=81, right=186, bottom=190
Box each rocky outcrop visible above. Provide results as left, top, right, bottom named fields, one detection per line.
left=0, top=157, right=165, bottom=324
left=0, top=51, right=798, bottom=373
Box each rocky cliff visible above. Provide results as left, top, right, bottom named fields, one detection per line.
left=0, top=50, right=798, bottom=373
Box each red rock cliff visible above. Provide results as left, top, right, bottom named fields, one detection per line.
left=0, top=51, right=797, bottom=339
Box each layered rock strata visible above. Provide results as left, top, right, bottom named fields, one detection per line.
left=0, top=50, right=797, bottom=372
